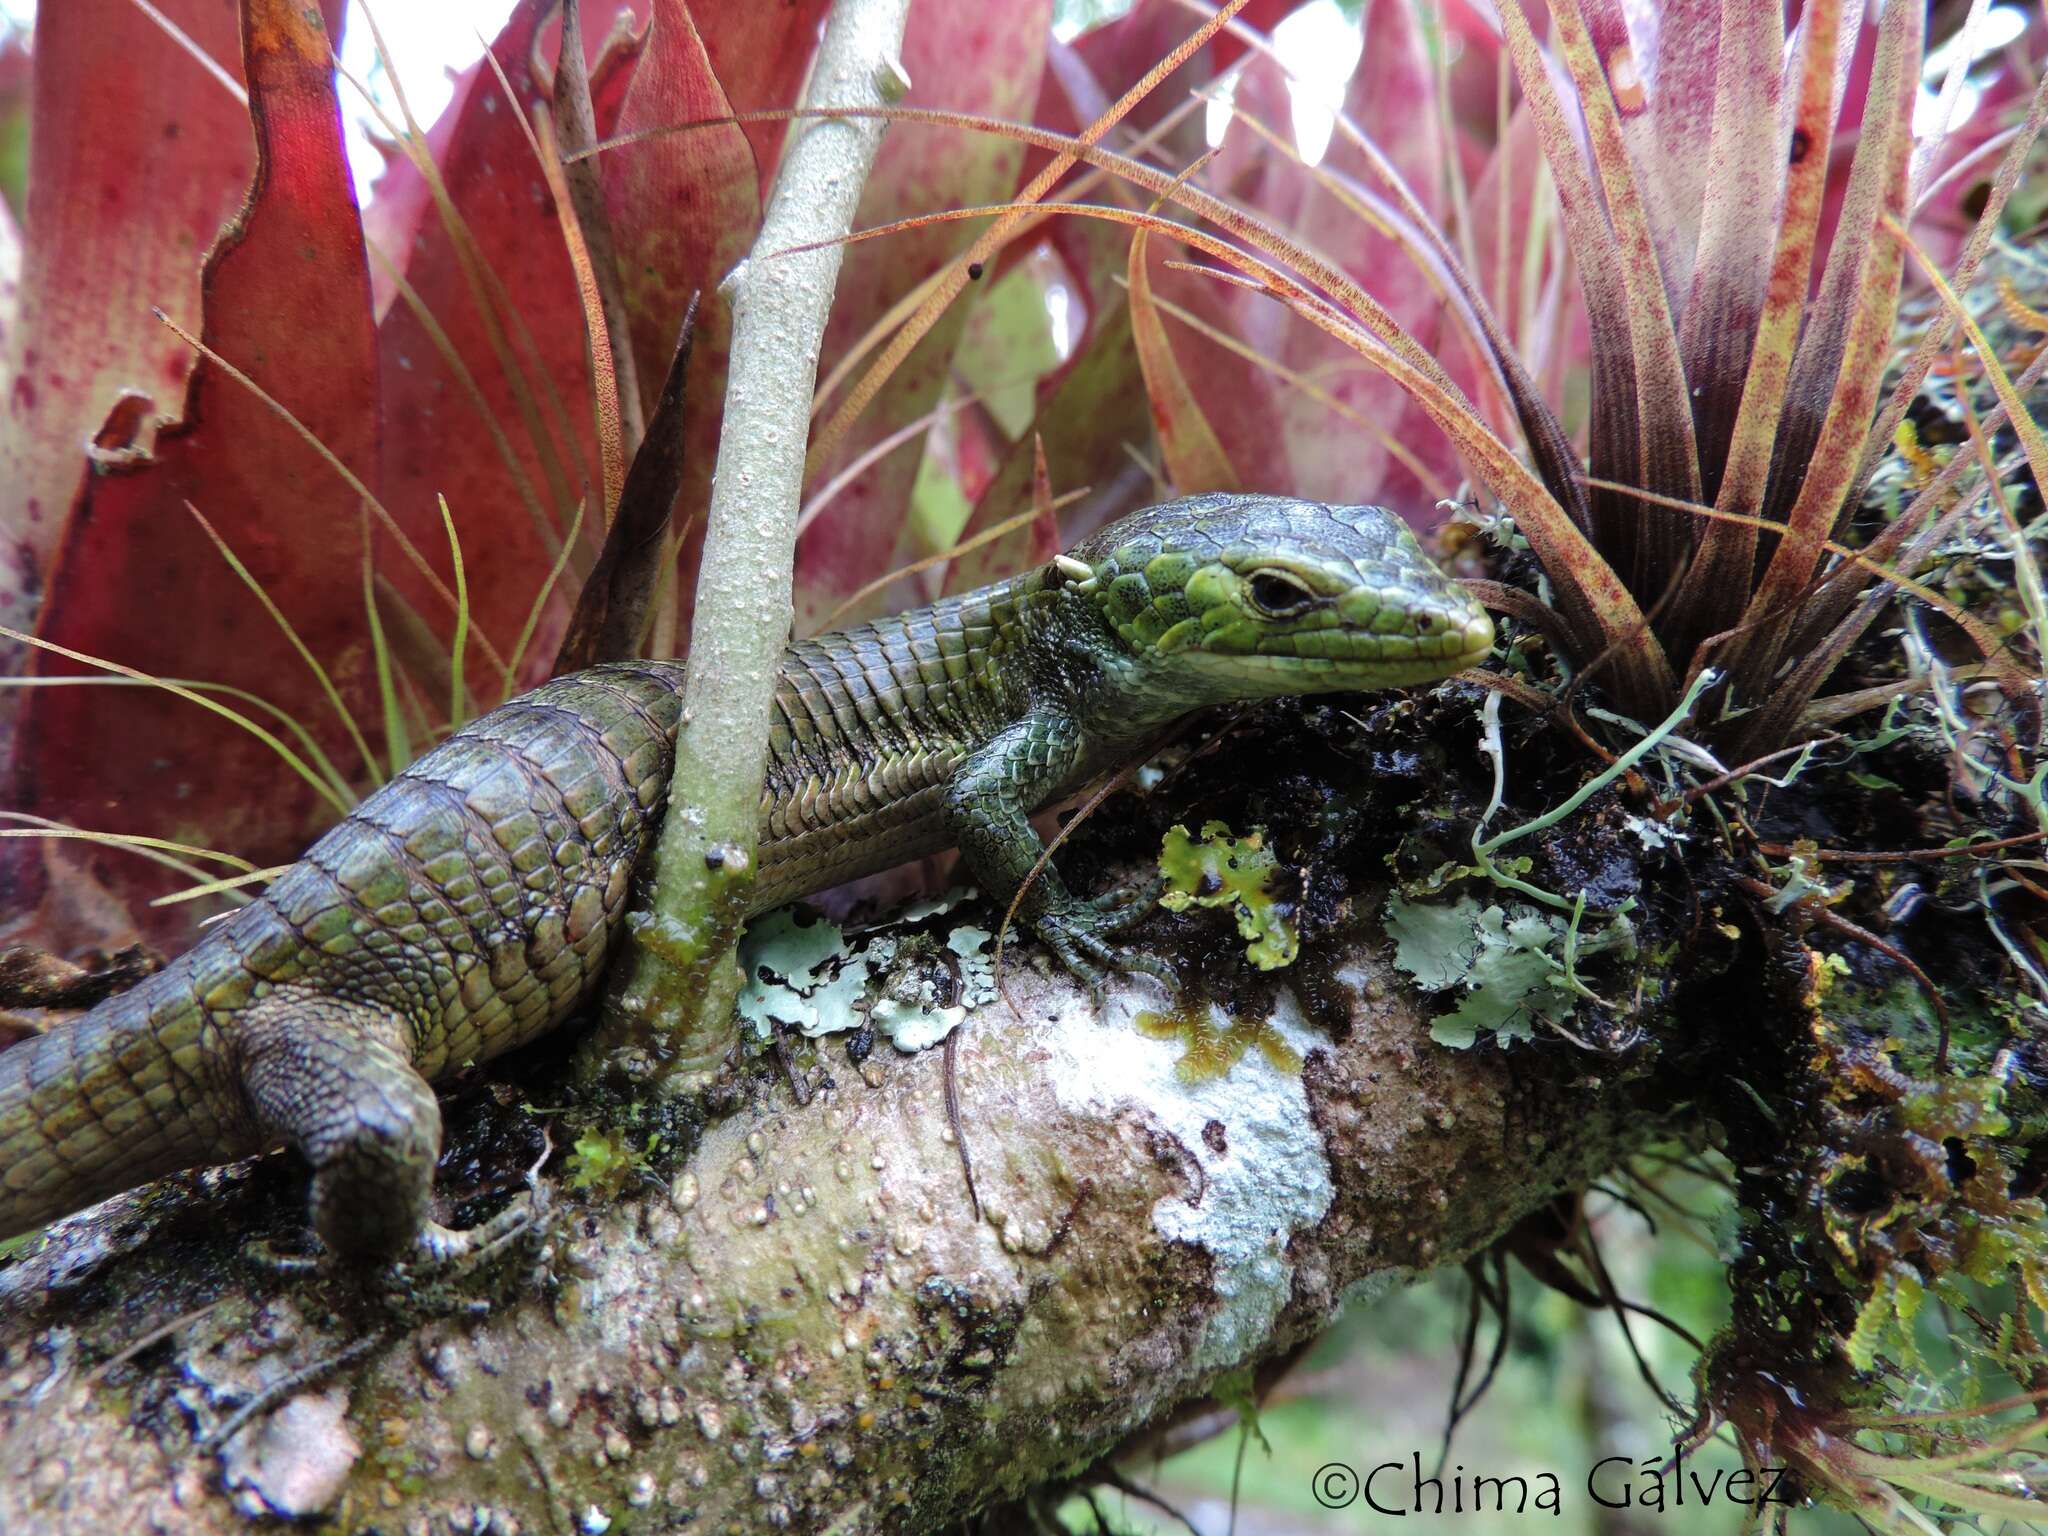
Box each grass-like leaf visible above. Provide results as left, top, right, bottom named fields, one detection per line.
left=437, top=495, right=471, bottom=732
left=184, top=499, right=384, bottom=787
left=347, top=2, right=585, bottom=538
left=1865, top=68, right=2048, bottom=492
left=534, top=109, right=626, bottom=527
left=0, top=627, right=354, bottom=819
left=1888, top=215, right=2048, bottom=523
left=0, top=815, right=258, bottom=908
left=362, top=517, right=412, bottom=776
left=1127, top=217, right=1239, bottom=494
left=509, top=498, right=588, bottom=699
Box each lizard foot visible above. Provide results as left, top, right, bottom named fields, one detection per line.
left=1034, top=896, right=1176, bottom=997
left=398, top=1184, right=547, bottom=1276
left=201, top=1330, right=388, bottom=1454
left=379, top=1124, right=553, bottom=1292
left=1088, top=875, right=1168, bottom=929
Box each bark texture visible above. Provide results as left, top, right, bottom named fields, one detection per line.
left=0, top=942, right=1658, bottom=1534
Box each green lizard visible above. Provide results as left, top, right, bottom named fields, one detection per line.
left=0, top=494, right=1491, bottom=1266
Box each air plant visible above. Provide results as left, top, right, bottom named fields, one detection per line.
left=831, top=0, right=2047, bottom=755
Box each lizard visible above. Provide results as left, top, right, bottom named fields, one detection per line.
left=0, top=493, right=1493, bottom=1268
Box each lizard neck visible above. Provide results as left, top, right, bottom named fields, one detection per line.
left=751, top=572, right=1046, bottom=907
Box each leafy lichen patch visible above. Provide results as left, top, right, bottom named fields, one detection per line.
left=1384, top=892, right=1636, bottom=1046
left=1133, top=1000, right=1302, bottom=1082
left=735, top=908, right=996, bottom=1052
left=1158, top=820, right=1299, bottom=969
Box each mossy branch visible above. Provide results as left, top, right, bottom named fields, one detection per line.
left=0, top=947, right=1651, bottom=1533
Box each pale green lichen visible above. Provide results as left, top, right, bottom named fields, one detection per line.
left=1385, top=893, right=1635, bottom=1047
left=734, top=904, right=995, bottom=1052
left=872, top=926, right=996, bottom=1051
left=1158, top=820, right=1297, bottom=969
left=735, top=909, right=875, bottom=1039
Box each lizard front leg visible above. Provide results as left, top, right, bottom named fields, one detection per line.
left=943, top=712, right=1167, bottom=987
left=237, top=990, right=526, bottom=1266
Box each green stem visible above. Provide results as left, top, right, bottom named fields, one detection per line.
left=593, top=0, right=915, bottom=1085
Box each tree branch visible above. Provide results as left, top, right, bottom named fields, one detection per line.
left=0, top=945, right=1662, bottom=1533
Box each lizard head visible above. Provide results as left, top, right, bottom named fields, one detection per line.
left=1049, top=493, right=1494, bottom=711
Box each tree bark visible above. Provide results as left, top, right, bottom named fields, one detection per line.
left=0, top=938, right=1663, bottom=1534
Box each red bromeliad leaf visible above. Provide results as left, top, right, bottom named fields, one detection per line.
left=11, top=0, right=379, bottom=948
left=1498, top=0, right=1662, bottom=592
left=1127, top=225, right=1238, bottom=494
left=598, top=0, right=759, bottom=646
left=1546, top=0, right=1704, bottom=578
left=0, top=0, right=273, bottom=642
left=370, top=0, right=642, bottom=685
left=1673, top=0, right=1785, bottom=498
left=1727, top=0, right=1920, bottom=710
left=1466, top=102, right=1581, bottom=400
left=1666, top=0, right=1840, bottom=661
left=601, top=0, right=756, bottom=425
left=691, top=0, right=831, bottom=196
left=793, top=0, right=1052, bottom=632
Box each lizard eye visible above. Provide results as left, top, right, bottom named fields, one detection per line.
left=1246, top=570, right=1316, bottom=618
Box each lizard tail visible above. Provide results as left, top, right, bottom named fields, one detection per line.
left=0, top=970, right=248, bottom=1242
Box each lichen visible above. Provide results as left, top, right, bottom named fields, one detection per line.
left=734, top=905, right=994, bottom=1052
left=1384, top=892, right=1635, bottom=1046
left=1038, top=982, right=1334, bottom=1395
left=1158, top=821, right=1298, bottom=969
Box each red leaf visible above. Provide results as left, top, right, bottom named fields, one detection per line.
left=793, top=0, right=1053, bottom=630
left=11, top=0, right=379, bottom=947
left=600, top=0, right=758, bottom=616
left=1128, top=225, right=1239, bottom=494
left=691, top=0, right=832, bottom=193
left=0, top=0, right=262, bottom=640
left=370, top=1, right=641, bottom=679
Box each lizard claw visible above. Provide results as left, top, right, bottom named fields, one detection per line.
left=242, top=1234, right=325, bottom=1276
left=390, top=1123, right=553, bottom=1283
left=1089, top=875, right=1167, bottom=931
left=1033, top=895, right=1176, bottom=998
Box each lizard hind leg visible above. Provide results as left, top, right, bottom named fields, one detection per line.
left=236, top=991, right=493, bottom=1266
